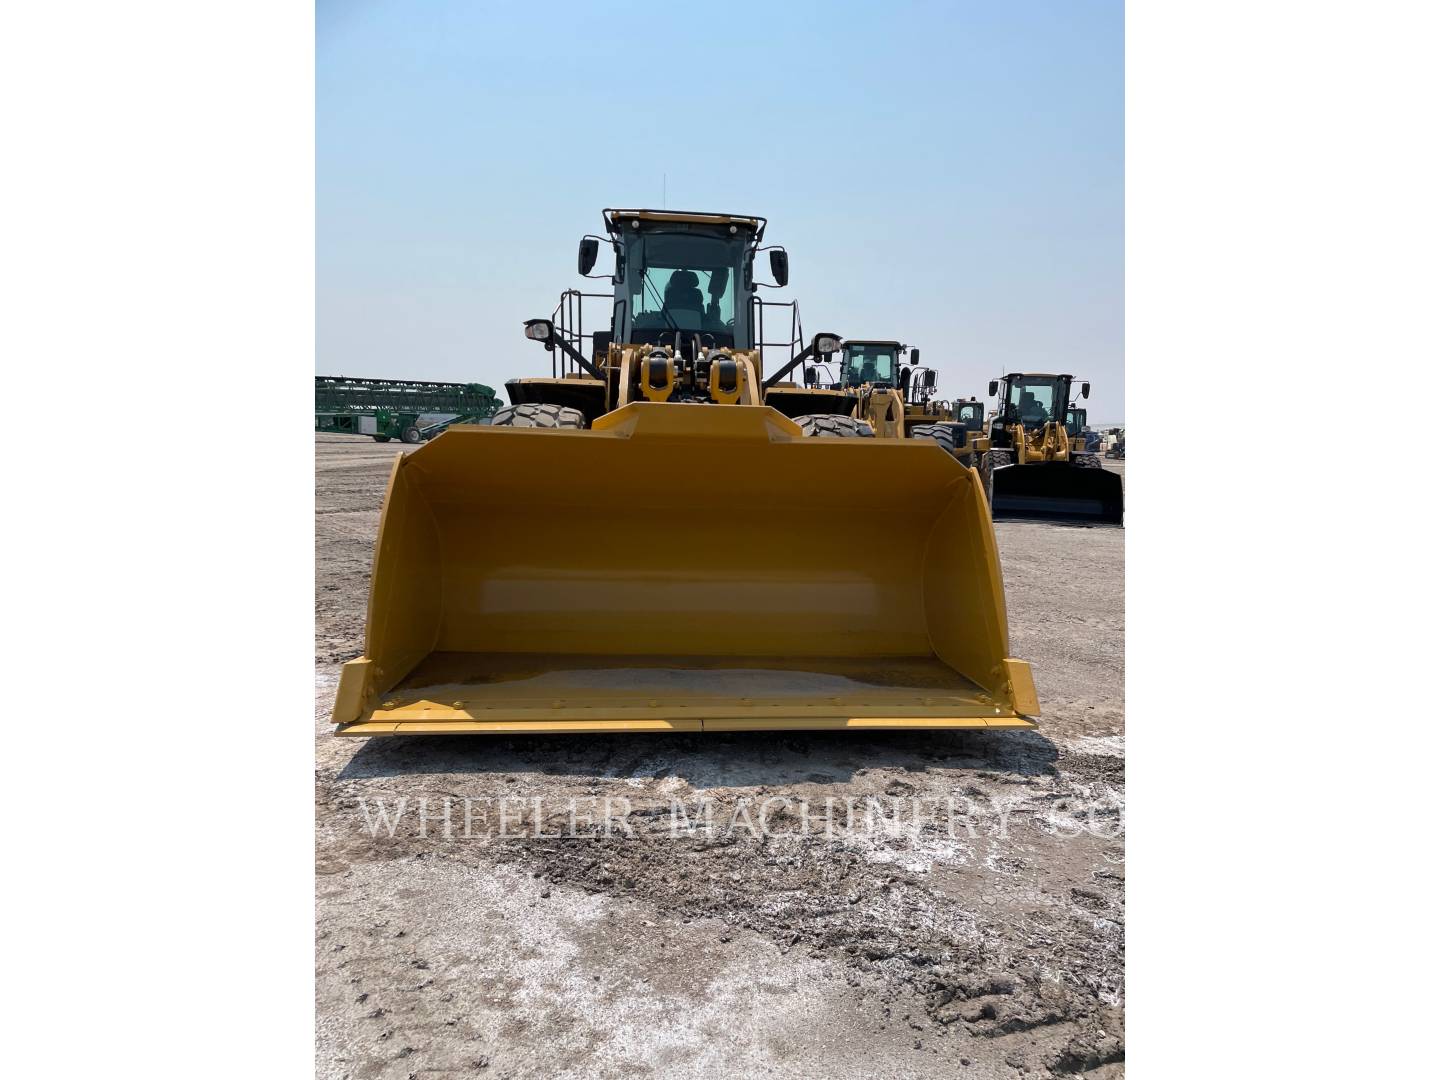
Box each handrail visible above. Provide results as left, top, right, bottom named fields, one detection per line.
left=750, top=295, right=804, bottom=383
left=549, top=289, right=614, bottom=378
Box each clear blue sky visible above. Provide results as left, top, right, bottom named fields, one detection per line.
left=318, top=0, right=1124, bottom=422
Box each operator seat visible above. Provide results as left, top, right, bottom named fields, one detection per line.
left=663, top=270, right=705, bottom=317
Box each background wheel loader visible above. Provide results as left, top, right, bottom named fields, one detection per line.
left=1065, top=406, right=1104, bottom=453
left=331, top=208, right=1039, bottom=736
left=979, top=373, right=1124, bottom=525
left=773, top=338, right=989, bottom=460
left=836, top=343, right=993, bottom=463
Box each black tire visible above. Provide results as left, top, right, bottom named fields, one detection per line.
left=372, top=435, right=392, bottom=443
left=490, top=404, right=588, bottom=429
left=400, top=426, right=422, bottom=444
left=910, top=423, right=957, bottom=456
left=1071, top=452, right=1101, bottom=469
left=979, top=449, right=1014, bottom=509
left=794, top=414, right=874, bottom=438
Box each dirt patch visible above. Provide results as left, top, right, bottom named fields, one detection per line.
left=315, top=435, right=1125, bottom=1077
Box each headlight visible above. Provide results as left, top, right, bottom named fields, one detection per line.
left=524, top=319, right=554, bottom=342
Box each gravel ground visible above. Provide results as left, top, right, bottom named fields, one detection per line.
left=315, top=433, right=1125, bottom=1078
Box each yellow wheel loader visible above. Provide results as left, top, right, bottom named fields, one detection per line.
left=331, top=209, right=1039, bottom=737
left=782, top=339, right=990, bottom=460
left=980, top=373, right=1124, bottom=525
left=837, top=340, right=913, bottom=439
left=814, top=339, right=938, bottom=440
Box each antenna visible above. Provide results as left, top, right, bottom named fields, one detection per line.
left=662, top=173, right=666, bottom=209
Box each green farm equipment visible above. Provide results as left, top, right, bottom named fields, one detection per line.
left=315, top=375, right=501, bottom=443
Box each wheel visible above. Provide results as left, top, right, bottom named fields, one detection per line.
left=978, top=449, right=1014, bottom=509
left=400, top=426, right=422, bottom=444
left=489, top=404, right=588, bottom=429
left=793, top=414, right=875, bottom=438
left=371, top=435, right=392, bottom=443
left=910, top=423, right=957, bottom=456
left=1071, top=452, right=1101, bottom=469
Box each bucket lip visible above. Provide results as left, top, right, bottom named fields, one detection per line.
left=336, top=714, right=1038, bottom=736
left=335, top=650, right=1037, bottom=733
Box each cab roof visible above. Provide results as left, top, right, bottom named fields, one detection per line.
left=603, top=208, right=766, bottom=241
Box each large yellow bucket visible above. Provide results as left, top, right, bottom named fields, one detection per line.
left=332, top=403, right=1038, bottom=735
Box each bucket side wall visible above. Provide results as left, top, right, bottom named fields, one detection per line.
left=922, top=469, right=1013, bottom=701
left=363, top=456, right=444, bottom=695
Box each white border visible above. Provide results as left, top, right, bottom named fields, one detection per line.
left=1130, top=1, right=1438, bottom=1073
left=2, top=3, right=314, bottom=1074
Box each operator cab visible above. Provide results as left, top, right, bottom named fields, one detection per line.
left=838, top=340, right=903, bottom=389
left=986, top=373, right=1091, bottom=445
left=596, top=210, right=778, bottom=353
left=996, top=374, right=1070, bottom=426
left=954, top=400, right=985, bottom=432
left=521, top=208, right=816, bottom=421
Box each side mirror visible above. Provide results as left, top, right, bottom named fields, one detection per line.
left=1081, top=382, right=1091, bottom=399
left=924, top=369, right=937, bottom=390
left=909, top=348, right=920, bottom=366
left=988, top=379, right=999, bottom=397
left=812, top=332, right=840, bottom=356
left=524, top=318, right=555, bottom=347
left=804, top=367, right=818, bottom=387
left=769, top=248, right=789, bottom=288
left=578, top=237, right=599, bottom=276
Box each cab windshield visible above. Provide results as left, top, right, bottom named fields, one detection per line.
left=1005, top=376, right=1065, bottom=424
left=1065, top=408, right=1086, bottom=436
left=841, top=343, right=898, bottom=387
left=624, top=232, right=744, bottom=346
